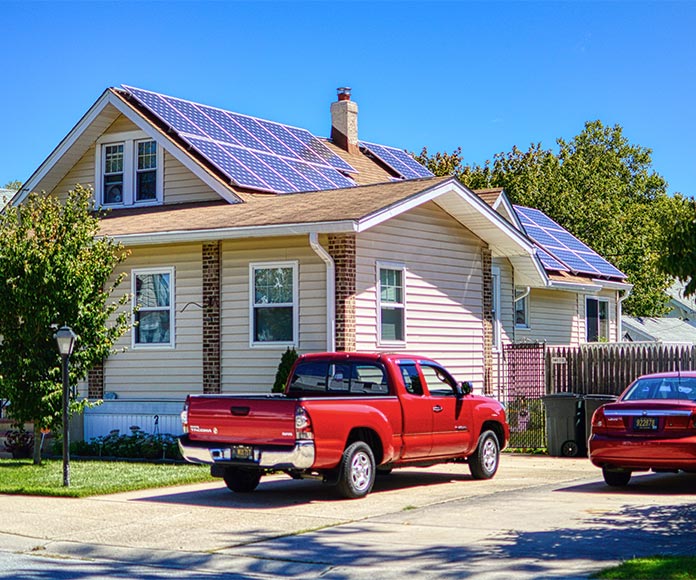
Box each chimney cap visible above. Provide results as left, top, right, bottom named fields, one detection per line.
left=337, top=87, right=352, bottom=101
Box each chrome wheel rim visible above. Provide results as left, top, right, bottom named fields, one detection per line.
left=482, top=438, right=498, bottom=472
left=350, top=451, right=372, bottom=491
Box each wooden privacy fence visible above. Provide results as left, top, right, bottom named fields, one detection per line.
left=546, top=343, right=696, bottom=396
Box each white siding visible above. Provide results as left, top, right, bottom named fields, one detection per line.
left=53, top=144, right=96, bottom=201
left=492, top=257, right=514, bottom=394
left=355, top=202, right=486, bottom=389
left=220, top=236, right=327, bottom=392
left=102, top=243, right=203, bottom=400
left=163, top=152, right=221, bottom=205
left=516, top=288, right=581, bottom=345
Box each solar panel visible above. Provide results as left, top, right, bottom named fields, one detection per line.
left=515, top=205, right=625, bottom=279
left=122, top=85, right=358, bottom=194
left=359, top=141, right=434, bottom=179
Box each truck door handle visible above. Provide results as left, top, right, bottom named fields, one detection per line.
left=230, top=406, right=250, bottom=416
left=433, top=405, right=443, bottom=413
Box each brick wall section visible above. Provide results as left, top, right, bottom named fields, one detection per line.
left=328, top=234, right=357, bottom=352
left=482, top=248, right=493, bottom=395
left=88, top=362, right=104, bottom=399
left=202, top=241, right=221, bottom=394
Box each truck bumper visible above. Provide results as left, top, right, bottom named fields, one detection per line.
left=178, top=434, right=315, bottom=470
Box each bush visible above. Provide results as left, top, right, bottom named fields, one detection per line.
left=273, top=347, right=299, bottom=393
left=4, top=428, right=33, bottom=459
left=51, top=426, right=182, bottom=460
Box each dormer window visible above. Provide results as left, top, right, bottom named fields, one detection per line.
left=96, top=131, right=163, bottom=207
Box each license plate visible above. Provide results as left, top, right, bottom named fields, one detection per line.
left=633, top=416, right=658, bottom=431
left=229, top=445, right=254, bottom=460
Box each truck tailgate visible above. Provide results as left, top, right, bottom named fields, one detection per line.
left=187, top=395, right=298, bottom=446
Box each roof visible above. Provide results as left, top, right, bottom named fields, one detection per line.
left=666, top=280, right=696, bottom=317
left=473, top=188, right=504, bottom=208
left=0, top=188, right=15, bottom=208
left=622, top=316, right=696, bottom=344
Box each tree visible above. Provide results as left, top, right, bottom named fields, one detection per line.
left=416, top=121, right=681, bottom=316
left=3, top=180, right=22, bottom=191
left=0, top=185, right=130, bottom=463
left=660, top=196, right=696, bottom=297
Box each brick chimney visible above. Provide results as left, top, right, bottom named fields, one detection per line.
left=331, top=87, right=359, bottom=154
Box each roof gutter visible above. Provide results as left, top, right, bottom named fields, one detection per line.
left=547, top=280, right=602, bottom=294
left=309, top=233, right=336, bottom=352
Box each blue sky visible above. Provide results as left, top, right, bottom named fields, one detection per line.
left=2, top=1, right=694, bottom=197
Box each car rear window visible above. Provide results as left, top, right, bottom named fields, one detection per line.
left=624, top=377, right=696, bottom=401
left=288, top=361, right=390, bottom=397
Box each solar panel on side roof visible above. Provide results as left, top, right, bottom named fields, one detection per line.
left=124, top=86, right=206, bottom=137
left=362, top=142, right=415, bottom=179
left=551, top=248, right=602, bottom=275
left=284, top=126, right=357, bottom=173
left=535, top=247, right=570, bottom=272
left=314, top=165, right=356, bottom=189
left=207, top=108, right=272, bottom=152
left=389, top=147, right=434, bottom=178
left=184, top=137, right=271, bottom=191
left=256, top=119, right=325, bottom=165
left=583, top=253, right=625, bottom=277
left=228, top=113, right=293, bottom=159
left=168, top=98, right=242, bottom=147
left=223, top=145, right=297, bottom=193
left=254, top=151, right=315, bottom=192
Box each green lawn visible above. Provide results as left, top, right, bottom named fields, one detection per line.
left=0, top=458, right=215, bottom=497
left=594, top=557, right=696, bottom=579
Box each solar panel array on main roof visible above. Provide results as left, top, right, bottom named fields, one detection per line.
left=359, top=141, right=434, bottom=180
left=122, top=85, right=358, bottom=194
left=514, top=205, right=625, bottom=279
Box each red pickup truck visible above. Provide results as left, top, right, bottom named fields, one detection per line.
left=179, top=352, right=509, bottom=498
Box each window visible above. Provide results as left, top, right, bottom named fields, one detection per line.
left=250, top=262, right=298, bottom=346
left=515, top=288, right=529, bottom=328
left=132, top=268, right=174, bottom=347
left=491, top=267, right=501, bottom=350
left=96, top=131, right=163, bottom=207
left=287, top=361, right=388, bottom=396
left=420, top=363, right=457, bottom=397
left=398, top=363, right=423, bottom=395
left=378, top=263, right=406, bottom=344
left=586, top=297, right=609, bottom=342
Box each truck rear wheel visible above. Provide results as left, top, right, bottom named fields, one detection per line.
left=223, top=467, right=261, bottom=493
left=336, top=441, right=376, bottom=499
left=469, top=430, right=500, bottom=480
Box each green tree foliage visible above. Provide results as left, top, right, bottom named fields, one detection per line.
left=416, top=121, right=681, bottom=316
left=273, top=347, right=299, bottom=393
left=3, top=180, right=22, bottom=190
left=661, top=196, right=696, bottom=297
left=0, top=186, right=130, bottom=463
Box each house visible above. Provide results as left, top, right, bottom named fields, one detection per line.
left=15, top=86, right=629, bottom=439
left=0, top=188, right=15, bottom=209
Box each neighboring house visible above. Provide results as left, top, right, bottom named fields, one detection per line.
left=0, top=188, right=15, bottom=209
left=15, top=86, right=628, bottom=438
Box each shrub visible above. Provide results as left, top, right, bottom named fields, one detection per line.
left=4, top=428, right=34, bottom=459
left=52, top=427, right=182, bottom=460
left=273, top=347, right=299, bottom=393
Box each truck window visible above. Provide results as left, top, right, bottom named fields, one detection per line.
left=420, top=364, right=457, bottom=397
left=328, top=363, right=351, bottom=392
left=351, top=364, right=389, bottom=395
left=289, top=362, right=328, bottom=395
left=289, top=361, right=389, bottom=396
left=399, top=363, right=423, bottom=396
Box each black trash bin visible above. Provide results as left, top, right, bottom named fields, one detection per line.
left=583, top=394, right=618, bottom=445
left=543, top=393, right=583, bottom=457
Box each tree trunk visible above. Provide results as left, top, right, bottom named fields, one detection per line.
left=32, top=422, right=42, bottom=465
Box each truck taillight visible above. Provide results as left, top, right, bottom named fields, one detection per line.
left=295, top=406, right=313, bottom=440
left=181, top=397, right=190, bottom=434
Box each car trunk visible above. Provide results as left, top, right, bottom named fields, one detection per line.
left=602, top=400, right=696, bottom=437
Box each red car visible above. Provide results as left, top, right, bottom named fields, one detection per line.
left=589, top=371, right=696, bottom=486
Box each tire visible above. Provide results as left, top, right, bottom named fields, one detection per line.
left=336, top=441, right=376, bottom=499
left=561, top=440, right=580, bottom=457
left=469, top=430, right=500, bottom=480
left=223, top=467, right=262, bottom=493
left=602, top=467, right=631, bottom=487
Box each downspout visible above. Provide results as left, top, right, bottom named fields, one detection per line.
left=309, top=233, right=336, bottom=352
left=617, top=287, right=632, bottom=342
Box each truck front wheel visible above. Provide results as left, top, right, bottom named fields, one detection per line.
left=469, top=430, right=500, bottom=480
left=336, top=441, right=376, bottom=499
left=223, top=467, right=262, bottom=493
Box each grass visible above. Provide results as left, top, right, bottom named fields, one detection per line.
left=0, top=458, right=215, bottom=497
left=594, top=556, right=696, bottom=579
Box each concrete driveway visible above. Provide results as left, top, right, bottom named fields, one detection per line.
left=1, top=455, right=694, bottom=579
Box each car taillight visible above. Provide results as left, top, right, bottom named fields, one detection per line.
left=181, top=397, right=190, bottom=434
left=591, top=408, right=623, bottom=434
left=295, top=406, right=314, bottom=440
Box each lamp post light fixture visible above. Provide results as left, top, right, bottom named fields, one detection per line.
left=54, top=325, right=77, bottom=487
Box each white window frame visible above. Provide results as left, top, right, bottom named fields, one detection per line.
left=491, top=267, right=501, bottom=351
left=131, top=266, right=175, bottom=349
left=95, top=130, right=163, bottom=208
left=515, top=287, right=530, bottom=329
left=249, top=261, right=299, bottom=348
left=377, top=261, right=407, bottom=347
left=586, top=297, right=610, bottom=342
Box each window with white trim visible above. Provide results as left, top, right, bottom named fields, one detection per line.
left=586, top=297, right=609, bottom=342
left=250, top=262, right=298, bottom=345
left=515, top=288, right=529, bottom=328
left=132, top=267, right=174, bottom=347
left=378, top=263, right=406, bottom=344
left=96, top=131, right=163, bottom=207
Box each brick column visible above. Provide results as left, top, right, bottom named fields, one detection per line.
left=202, top=241, right=221, bottom=394
left=482, top=248, right=493, bottom=395
left=328, top=234, right=356, bottom=352
left=88, top=362, right=104, bottom=399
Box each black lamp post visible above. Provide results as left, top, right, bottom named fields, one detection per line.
left=55, top=326, right=77, bottom=487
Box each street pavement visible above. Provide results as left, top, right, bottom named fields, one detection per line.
left=0, top=455, right=694, bottom=579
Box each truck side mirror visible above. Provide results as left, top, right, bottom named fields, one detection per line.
left=457, top=381, right=473, bottom=398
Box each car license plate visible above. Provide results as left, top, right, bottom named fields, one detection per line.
left=229, top=445, right=254, bottom=460
left=633, top=416, right=658, bottom=430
